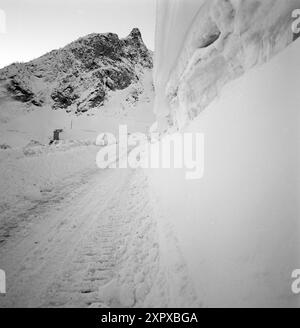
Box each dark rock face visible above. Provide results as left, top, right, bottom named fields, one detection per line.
left=51, top=86, right=79, bottom=110
left=0, top=28, right=153, bottom=113
left=5, top=79, right=43, bottom=106
left=7, top=80, right=35, bottom=103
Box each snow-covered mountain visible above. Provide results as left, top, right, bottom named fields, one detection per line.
left=0, top=28, right=154, bottom=147
left=0, top=28, right=152, bottom=113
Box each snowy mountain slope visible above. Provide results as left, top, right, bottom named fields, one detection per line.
left=0, top=70, right=154, bottom=148
left=148, top=31, right=300, bottom=307
left=0, top=28, right=152, bottom=113
left=154, top=0, right=300, bottom=130
left=0, top=28, right=154, bottom=147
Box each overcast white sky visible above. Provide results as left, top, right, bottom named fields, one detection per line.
left=0, top=0, right=156, bottom=69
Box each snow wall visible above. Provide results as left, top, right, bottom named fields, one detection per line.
left=147, top=0, right=300, bottom=307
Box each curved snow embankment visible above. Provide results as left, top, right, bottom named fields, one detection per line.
left=147, top=39, right=300, bottom=307
left=154, top=0, right=300, bottom=130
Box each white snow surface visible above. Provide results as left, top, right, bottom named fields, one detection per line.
left=147, top=36, right=300, bottom=307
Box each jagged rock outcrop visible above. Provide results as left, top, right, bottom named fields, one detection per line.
left=0, top=28, right=153, bottom=113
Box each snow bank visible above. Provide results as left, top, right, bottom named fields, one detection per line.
left=154, top=0, right=300, bottom=129
left=148, top=33, right=300, bottom=306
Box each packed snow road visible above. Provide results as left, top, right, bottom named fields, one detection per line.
left=0, top=167, right=165, bottom=308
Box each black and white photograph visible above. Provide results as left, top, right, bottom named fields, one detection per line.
left=0, top=0, right=300, bottom=312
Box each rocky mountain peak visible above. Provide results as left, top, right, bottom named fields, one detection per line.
left=0, top=28, right=153, bottom=113
left=127, top=28, right=143, bottom=42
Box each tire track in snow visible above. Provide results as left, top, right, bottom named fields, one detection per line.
left=0, top=168, right=130, bottom=307
left=41, top=169, right=167, bottom=308
left=0, top=167, right=197, bottom=308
